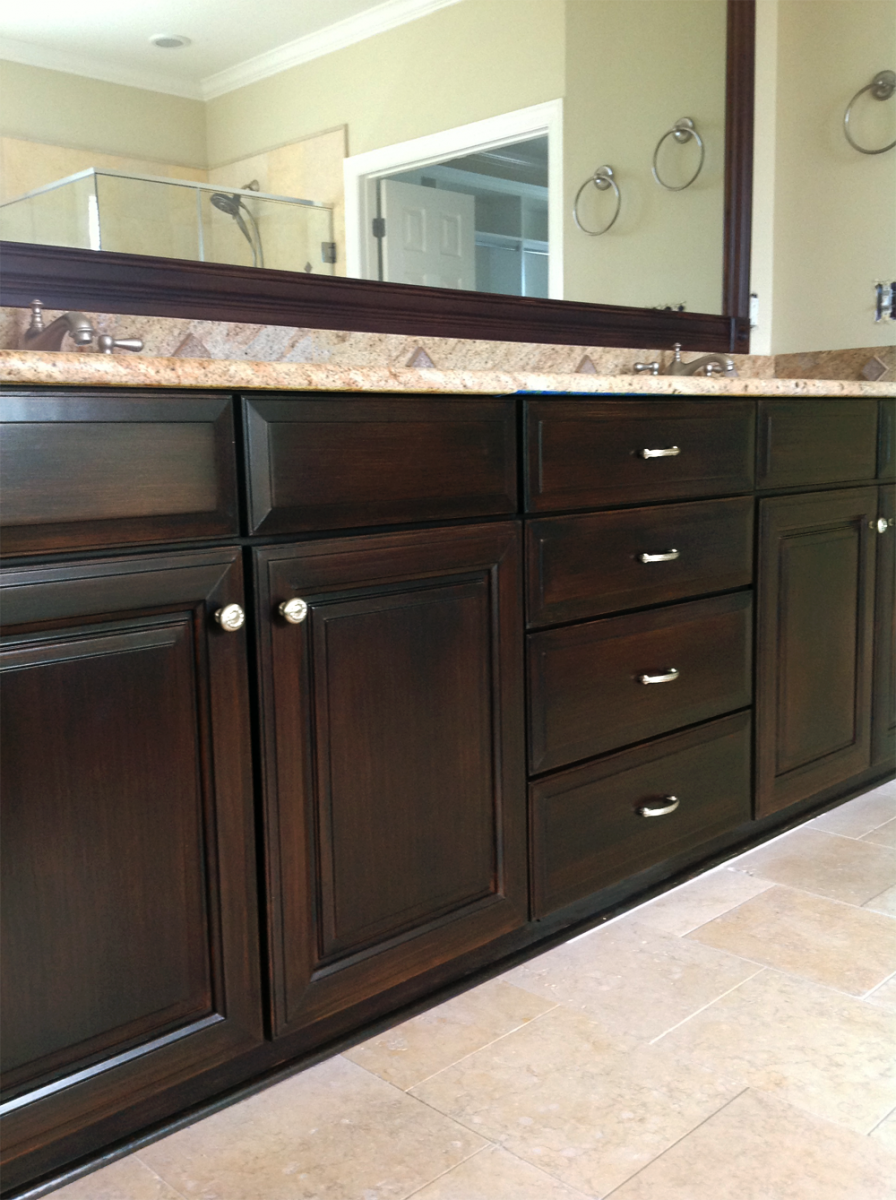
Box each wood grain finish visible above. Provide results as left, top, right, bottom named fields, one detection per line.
left=0, top=549, right=262, bottom=1192
left=755, top=488, right=878, bottom=818
left=525, top=399, right=755, bottom=513
left=879, top=399, right=895, bottom=481
left=528, top=591, right=752, bottom=774
left=872, top=483, right=896, bottom=768
left=243, top=395, right=517, bottom=534
left=526, top=496, right=753, bottom=626
left=0, top=391, right=238, bottom=557
left=757, top=400, right=879, bottom=491
left=530, top=711, right=752, bottom=918
left=253, top=523, right=526, bottom=1040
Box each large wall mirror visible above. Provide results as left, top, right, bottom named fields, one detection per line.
left=0, top=0, right=754, bottom=351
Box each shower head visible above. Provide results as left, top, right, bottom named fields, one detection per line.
left=210, top=191, right=241, bottom=216
left=209, top=191, right=264, bottom=268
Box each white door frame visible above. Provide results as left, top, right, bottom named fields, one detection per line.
left=343, top=99, right=564, bottom=298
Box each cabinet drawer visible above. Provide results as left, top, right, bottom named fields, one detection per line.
left=243, top=395, right=517, bottom=534
left=528, top=591, right=752, bottom=773
left=0, top=391, right=238, bottom=556
left=527, top=496, right=753, bottom=626
left=525, top=399, right=755, bottom=512
left=530, top=711, right=752, bottom=917
left=757, top=400, right=879, bottom=490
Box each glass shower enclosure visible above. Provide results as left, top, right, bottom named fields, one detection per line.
left=0, top=169, right=336, bottom=275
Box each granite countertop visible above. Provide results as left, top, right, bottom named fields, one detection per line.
left=1, top=350, right=893, bottom=397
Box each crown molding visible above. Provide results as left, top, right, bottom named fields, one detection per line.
left=0, top=37, right=203, bottom=100
left=199, top=0, right=464, bottom=100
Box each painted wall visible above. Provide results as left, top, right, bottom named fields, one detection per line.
left=0, top=61, right=207, bottom=172
left=562, top=0, right=727, bottom=313
left=204, top=0, right=566, bottom=167
left=764, top=0, right=896, bottom=352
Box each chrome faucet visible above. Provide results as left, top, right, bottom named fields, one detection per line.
left=667, top=342, right=737, bottom=377
left=22, top=299, right=143, bottom=354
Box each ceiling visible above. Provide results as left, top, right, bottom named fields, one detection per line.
left=0, top=0, right=463, bottom=99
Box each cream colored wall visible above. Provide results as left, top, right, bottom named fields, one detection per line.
left=208, top=128, right=347, bottom=276
left=563, top=0, right=727, bottom=312
left=749, top=0, right=780, bottom=356
left=204, top=0, right=565, bottom=166
left=767, top=0, right=896, bottom=353
left=0, top=61, right=207, bottom=172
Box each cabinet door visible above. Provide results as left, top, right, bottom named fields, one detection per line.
left=254, top=524, right=526, bottom=1042
left=872, top=483, right=896, bottom=768
left=0, top=550, right=262, bottom=1191
left=756, top=488, right=878, bottom=818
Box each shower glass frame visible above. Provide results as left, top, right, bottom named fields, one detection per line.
left=0, top=168, right=335, bottom=275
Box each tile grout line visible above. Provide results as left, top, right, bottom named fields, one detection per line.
left=600, top=1086, right=752, bottom=1198
left=867, top=1102, right=896, bottom=1137
left=400, top=1142, right=492, bottom=1200
left=396, top=1002, right=563, bottom=1092
left=649, top=968, right=767, bottom=1044
left=718, top=872, right=896, bottom=914
left=133, top=1154, right=192, bottom=1200
left=862, top=967, right=896, bottom=1001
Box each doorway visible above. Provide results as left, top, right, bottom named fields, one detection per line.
left=343, top=100, right=563, bottom=298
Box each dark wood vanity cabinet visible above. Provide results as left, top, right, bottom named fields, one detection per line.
left=1, top=388, right=892, bottom=1195
left=0, top=548, right=264, bottom=1192
left=252, top=524, right=526, bottom=1044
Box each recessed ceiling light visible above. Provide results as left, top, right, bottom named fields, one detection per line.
left=149, top=34, right=191, bottom=49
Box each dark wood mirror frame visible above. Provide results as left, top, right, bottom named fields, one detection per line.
left=0, top=1, right=753, bottom=355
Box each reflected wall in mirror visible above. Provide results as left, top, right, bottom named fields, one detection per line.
left=0, top=0, right=732, bottom=316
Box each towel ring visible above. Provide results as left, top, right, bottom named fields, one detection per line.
left=652, top=118, right=705, bottom=190
left=572, top=165, right=621, bottom=235
left=843, top=70, right=896, bottom=154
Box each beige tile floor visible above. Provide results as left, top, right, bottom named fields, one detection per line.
left=51, top=781, right=896, bottom=1200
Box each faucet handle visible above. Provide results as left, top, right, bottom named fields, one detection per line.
left=97, top=334, right=144, bottom=355
left=28, top=299, right=45, bottom=332
left=671, top=342, right=683, bottom=362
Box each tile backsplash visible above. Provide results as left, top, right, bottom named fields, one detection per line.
left=1, top=305, right=891, bottom=381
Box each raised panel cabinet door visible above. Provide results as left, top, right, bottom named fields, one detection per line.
left=0, top=549, right=262, bottom=1191
left=756, top=488, right=878, bottom=819
left=253, top=523, right=526, bottom=1041
left=872, top=483, right=896, bottom=768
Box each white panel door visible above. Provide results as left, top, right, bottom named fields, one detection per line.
left=380, top=180, right=476, bottom=290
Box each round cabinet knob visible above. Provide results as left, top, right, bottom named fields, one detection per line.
left=214, top=603, right=245, bottom=632
left=279, top=598, right=308, bottom=625
left=877, top=517, right=890, bottom=534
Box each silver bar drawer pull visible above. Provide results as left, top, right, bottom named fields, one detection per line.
left=639, top=668, right=679, bottom=684
left=639, top=549, right=680, bottom=563
left=640, top=446, right=681, bottom=459
left=637, top=795, right=680, bottom=817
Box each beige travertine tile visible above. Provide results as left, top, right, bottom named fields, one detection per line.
left=865, top=885, right=896, bottom=917
left=609, top=1088, right=896, bottom=1200
left=729, top=826, right=896, bottom=905
left=811, top=789, right=896, bottom=839
left=343, top=979, right=555, bottom=1090
left=866, top=973, right=896, bottom=1010
left=633, top=868, right=773, bottom=936
left=655, top=969, right=896, bottom=1133
left=50, top=1156, right=185, bottom=1200
left=411, top=1144, right=592, bottom=1199
left=870, top=1108, right=896, bottom=1155
left=140, top=1056, right=485, bottom=1200
left=863, top=819, right=896, bottom=849
left=410, top=1005, right=740, bottom=1197
left=687, top=885, right=896, bottom=994
left=503, top=918, right=760, bottom=1042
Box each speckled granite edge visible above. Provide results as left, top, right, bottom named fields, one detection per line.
left=1, top=350, right=892, bottom=397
